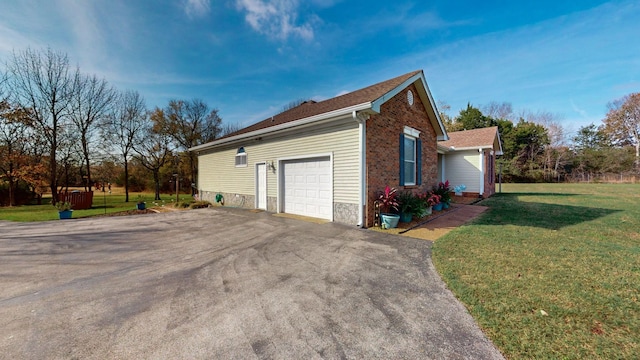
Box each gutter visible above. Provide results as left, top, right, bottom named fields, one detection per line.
left=189, top=102, right=372, bottom=152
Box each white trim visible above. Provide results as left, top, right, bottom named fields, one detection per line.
left=254, top=162, right=267, bottom=210
left=479, top=150, right=485, bottom=196
left=276, top=152, right=334, bottom=221
left=403, top=126, right=421, bottom=138
left=355, top=111, right=367, bottom=227
left=235, top=152, right=247, bottom=167
left=403, top=135, right=417, bottom=186
left=440, top=154, right=446, bottom=182
left=190, top=103, right=371, bottom=152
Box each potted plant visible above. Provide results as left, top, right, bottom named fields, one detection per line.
left=427, top=193, right=441, bottom=212
left=432, top=180, right=451, bottom=210
left=397, top=191, right=416, bottom=223
left=55, top=201, right=73, bottom=219
left=136, top=195, right=146, bottom=210
left=378, top=185, right=400, bottom=229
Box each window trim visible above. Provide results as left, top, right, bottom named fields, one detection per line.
left=235, top=147, right=247, bottom=167
left=403, top=135, right=417, bottom=186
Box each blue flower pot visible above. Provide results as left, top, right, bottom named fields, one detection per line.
left=443, top=201, right=450, bottom=209
left=381, top=213, right=400, bottom=229
left=59, top=210, right=73, bottom=219
left=400, top=212, right=413, bottom=223
left=137, top=203, right=146, bottom=210
left=433, top=202, right=444, bottom=211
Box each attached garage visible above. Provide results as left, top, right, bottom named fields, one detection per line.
left=190, top=70, right=450, bottom=227
left=281, top=156, right=332, bottom=220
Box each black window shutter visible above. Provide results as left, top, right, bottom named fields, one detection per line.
left=399, top=133, right=405, bottom=186
left=416, top=139, right=422, bottom=185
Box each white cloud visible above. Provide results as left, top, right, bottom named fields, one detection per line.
left=184, top=0, right=211, bottom=18
left=235, top=0, right=317, bottom=41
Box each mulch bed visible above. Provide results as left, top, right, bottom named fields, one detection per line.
left=95, top=209, right=157, bottom=217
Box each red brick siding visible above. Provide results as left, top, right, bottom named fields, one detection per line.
left=365, top=83, right=439, bottom=227
left=483, top=149, right=496, bottom=197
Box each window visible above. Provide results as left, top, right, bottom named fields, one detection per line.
left=235, top=147, right=247, bottom=167
left=404, top=136, right=416, bottom=185
left=399, top=129, right=422, bottom=186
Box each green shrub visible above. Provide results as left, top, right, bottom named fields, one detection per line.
left=189, top=201, right=211, bottom=209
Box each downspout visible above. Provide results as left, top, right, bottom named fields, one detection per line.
left=354, top=111, right=368, bottom=227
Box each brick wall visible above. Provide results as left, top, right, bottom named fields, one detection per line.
left=483, top=149, right=496, bottom=197
left=365, top=83, right=439, bottom=227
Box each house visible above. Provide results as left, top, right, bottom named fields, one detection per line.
left=437, top=126, right=503, bottom=198
left=189, top=70, right=448, bottom=227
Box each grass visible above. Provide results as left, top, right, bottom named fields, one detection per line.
left=432, top=183, right=640, bottom=359
left=0, top=191, right=192, bottom=222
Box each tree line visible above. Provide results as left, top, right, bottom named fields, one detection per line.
left=0, top=47, right=237, bottom=206
left=439, top=98, right=639, bottom=183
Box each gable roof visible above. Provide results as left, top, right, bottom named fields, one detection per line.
left=190, top=70, right=447, bottom=152
left=438, top=126, right=503, bottom=155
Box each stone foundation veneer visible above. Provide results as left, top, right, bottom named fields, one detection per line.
left=199, top=190, right=360, bottom=226
left=199, top=190, right=255, bottom=209
left=333, top=202, right=359, bottom=225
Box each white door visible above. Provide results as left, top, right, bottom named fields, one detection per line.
left=256, top=163, right=267, bottom=210
left=283, top=157, right=331, bottom=220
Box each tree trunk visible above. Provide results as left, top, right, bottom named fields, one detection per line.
left=153, top=170, right=161, bottom=200
left=84, top=138, right=92, bottom=192
left=189, top=153, right=196, bottom=195
left=49, top=148, right=58, bottom=204
left=124, top=158, right=130, bottom=202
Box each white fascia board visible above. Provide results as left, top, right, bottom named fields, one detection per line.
left=448, top=144, right=504, bottom=155
left=371, top=73, right=423, bottom=113
left=189, top=102, right=372, bottom=152
left=495, top=131, right=504, bottom=155
left=450, top=145, right=494, bottom=152
left=437, top=144, right=451, bottom=153
left=371, top=71, right=449, bottom=141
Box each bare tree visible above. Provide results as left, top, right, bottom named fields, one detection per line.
left=6, top=47, right=76, bottom=203
left=102, top=90, right=146, bottom=202
left=280, top=98, right=311, bottom=112
left=603, top=93, right=640, bottom=169
left=221, top=122, right=241, bottom=137
left=0, top=101, right=34, bottom=206
left=134, top=123, right=173, bottom=201
left=69, top=73, right=116, bottom=191
left=151, top=99, right=222, bottom=194
left=482, top=101, right=513, bottom=120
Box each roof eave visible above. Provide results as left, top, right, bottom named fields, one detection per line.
left=371, top=71, right=449, bottom=141
left=189, top=102, right=372, bottom=152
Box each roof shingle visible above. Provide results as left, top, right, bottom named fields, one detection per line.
left=439, top=126, right=499, bottom=149
left=221, top=70, right=422, bottom=139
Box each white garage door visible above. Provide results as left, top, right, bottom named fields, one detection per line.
left=283, top=157, right=332, bottom=220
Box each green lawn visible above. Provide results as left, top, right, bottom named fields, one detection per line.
left=433, top=183, right=640, bottom=359
left=0, top=193, right=183, bottom=221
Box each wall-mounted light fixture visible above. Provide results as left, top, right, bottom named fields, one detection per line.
left=267, top=161, right=276, bottom=171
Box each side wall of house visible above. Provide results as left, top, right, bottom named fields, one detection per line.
left=444, top=150, right=482, bottom=195
left=365, top=83, right=439, bottom=227
left=483, top=149, right=496, bottom=197
left=196, top=118, right=361, bottom=224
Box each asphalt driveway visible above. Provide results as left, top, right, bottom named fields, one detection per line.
left=0, top=208, right=503, bottom=359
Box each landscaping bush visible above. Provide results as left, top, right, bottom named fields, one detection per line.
left=189, top=201, right=211, bottom=209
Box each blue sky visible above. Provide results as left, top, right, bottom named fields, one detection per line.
left=1, top=0, right=639, bottom=136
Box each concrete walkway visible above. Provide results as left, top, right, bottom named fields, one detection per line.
left=402, top=204, right=488, bottom=240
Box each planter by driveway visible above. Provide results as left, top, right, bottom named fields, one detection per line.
left=0, top=208, right=503, bottom=359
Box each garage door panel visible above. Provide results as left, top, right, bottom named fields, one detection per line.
left=283, top=157, right=331, bottom=220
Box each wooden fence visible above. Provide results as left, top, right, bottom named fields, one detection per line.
left=58, top=191, right=94, bottom=210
